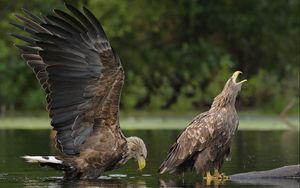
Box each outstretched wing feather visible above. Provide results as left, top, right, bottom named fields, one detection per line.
left=13, top=4, right=125, bottom=155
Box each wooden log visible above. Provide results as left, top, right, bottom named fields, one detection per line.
left=230, top=164, right=300, bottom=179
left=229, top=165, right=300, bottom=187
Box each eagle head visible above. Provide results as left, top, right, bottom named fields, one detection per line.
left=212, top=71, right=247, bottom=108
left=225, top=71, right=247, bottom=94
left=126, top=136, right=147, bottom=170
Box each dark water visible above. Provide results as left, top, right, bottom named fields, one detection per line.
left=0, top=129, right=299, bottom=187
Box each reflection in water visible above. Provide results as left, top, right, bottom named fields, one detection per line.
left=0, top=129, right=299, bottom=187
left=280, top=130, right=299, bottom=163
left=160, top=178, right=190, bottom=187
left=20, top=176, right=300, bottom=188
left=159, top=178, right=227, bottom=188
left=23, top=176, right=147, bottom=188
left=57, top=179, right=145, bottom=188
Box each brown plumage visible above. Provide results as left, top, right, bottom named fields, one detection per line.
left=158, top=71, right=246, bottom=178
left=12, top=4, right=147, bottom=179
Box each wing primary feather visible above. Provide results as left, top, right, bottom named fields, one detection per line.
left=36, top=41, right=86, bottom=58
left=11, top=33, right=36, bottom=44
left=53, top=9, right=87, bottom=32
left=36, top=32, right=89, bottom=51
left=35, top=32, right=66, bottom=43
left=15, top=14, right=49, bottom=33
left=22, top=54, right=41, bottom=61
left=35, top=41, right=61, bottom=51
left=50, top=11, right=93, bottom=46
left=40, top=24, right=73, bottom=38
left=83, top=6, right=108, bottom=40
left=39, top=50, right=87, bottom=64
left=65, top=3, right=97, bottom=39
left=22, top=8, right=45, bottom=24
left=10, top=22, right=36, bottom=35
left=45, top=15, right=81, bottom=35
left=15, top=44, right=39, bottom=54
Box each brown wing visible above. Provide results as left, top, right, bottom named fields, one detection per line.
left=158, top=112, right=227, bottom=174
left=12, top=4, right=124, bottom=155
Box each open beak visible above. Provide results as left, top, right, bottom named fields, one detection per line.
left=232, top=71, right=247, bottom=84
left=137, top=156, right=146, bottom=170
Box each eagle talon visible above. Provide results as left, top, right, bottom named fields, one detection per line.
left=218, top=172, right=229, bottom=180
left=214, top=170, right=229, bottom=180
left=203, top=171, right=228, bottom=185
left=220, top=173, right=229, bottom=180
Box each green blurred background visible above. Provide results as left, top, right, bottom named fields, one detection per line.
left=0, top=0, right=299, bottom=116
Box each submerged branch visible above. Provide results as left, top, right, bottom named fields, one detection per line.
left=280, top=98, right=298, bottom=129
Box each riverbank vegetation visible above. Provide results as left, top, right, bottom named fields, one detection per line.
left=0, top=0, right=299, bottom=115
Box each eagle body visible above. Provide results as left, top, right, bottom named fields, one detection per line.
left=158, top=71, right=246, bottom=175
left=192, top=107, right=238, bottom=173
left=13, top=4, right=147, bottom=179
left=63, top=123, right=128, bottom=179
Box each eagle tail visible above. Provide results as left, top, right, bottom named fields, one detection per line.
left=158, top=144, right=178, bottom=174
left=21, top=155, right=66, bottom=170
left=158, top=165, right=169, bottom=174
left=21, top=155, right=62, bottom=164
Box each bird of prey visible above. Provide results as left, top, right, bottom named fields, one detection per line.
left=158, top=71, right=246, bottom=181
left=12, top=4, right=147, bottom=179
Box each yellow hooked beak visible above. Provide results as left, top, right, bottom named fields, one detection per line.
left=137, top=156, right=146, bottom=170
left=232, top=71, right=247, bottom=84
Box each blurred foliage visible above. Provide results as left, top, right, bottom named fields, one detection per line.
left=0, top=0, right=299, bottom=114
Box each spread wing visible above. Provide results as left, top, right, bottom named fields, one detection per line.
left=12, top=4, right=124, bottom=155
left=158, top=112, right=227, bottom=173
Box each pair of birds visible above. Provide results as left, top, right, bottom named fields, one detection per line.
left=12, top=4, right=246, bottom=180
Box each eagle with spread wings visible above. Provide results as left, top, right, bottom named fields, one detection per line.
left=158, top=71, right=246, bottom=180
left=12, top=4, right=147, bottom=179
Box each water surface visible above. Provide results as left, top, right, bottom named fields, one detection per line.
left=0, top=129, right=299, bottom=187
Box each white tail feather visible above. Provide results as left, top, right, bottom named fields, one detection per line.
left=21, top=156, right=62, bottom=164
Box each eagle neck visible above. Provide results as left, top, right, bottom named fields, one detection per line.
left=210, top=92, right=237, bottom=110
